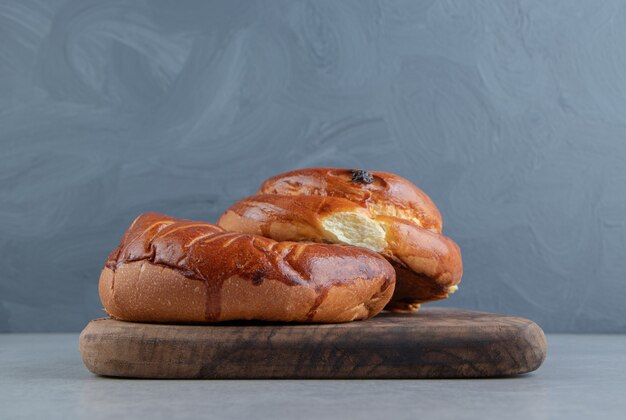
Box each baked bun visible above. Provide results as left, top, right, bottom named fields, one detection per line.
left=100, top=213, right=395, bottom=323
left=218, top=168, right=462, bottom=311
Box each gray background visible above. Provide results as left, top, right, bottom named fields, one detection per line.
left=2, top=0, right=625, bottom=333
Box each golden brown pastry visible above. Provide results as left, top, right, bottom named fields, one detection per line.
left=218, top=168, right=462, bottom=311
left=100, top=212, right=395, bottom=323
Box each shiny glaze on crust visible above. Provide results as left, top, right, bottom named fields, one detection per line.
left=219, top=168, right=462, bottom=310
left=219, top=194, right=363, bottom=239
left=376, top=215, right=462, bottom=286
left=219, top=196, right=462, bottom=289
left=258, top=168, right=443, bottom=232
left=105, top=213, right=395, bottom=321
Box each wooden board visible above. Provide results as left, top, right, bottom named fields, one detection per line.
left=79, top=308, right=546, bottom=379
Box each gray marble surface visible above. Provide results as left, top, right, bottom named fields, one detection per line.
left=4, top=0, right=626, bottom=334
left=1, top=334, right=625, bottom=420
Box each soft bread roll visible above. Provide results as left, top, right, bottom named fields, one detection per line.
left=218, top=168, right=462, bottom=311
left=100, top=213, right=395, bottom=323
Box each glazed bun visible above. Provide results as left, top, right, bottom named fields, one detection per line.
left=100, top=213, right=395, bottom=323
left=219, top=168, right=462, bottom=311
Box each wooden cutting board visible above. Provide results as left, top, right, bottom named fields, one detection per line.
left=79, top=308, right=546, bottom=379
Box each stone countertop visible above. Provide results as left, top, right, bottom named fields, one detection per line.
left=1, top=334, right=624, bottom=420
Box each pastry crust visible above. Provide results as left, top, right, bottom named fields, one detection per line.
left=100, top=213, right=395, bottom=323
left=219, top=168, right=463, bottom=310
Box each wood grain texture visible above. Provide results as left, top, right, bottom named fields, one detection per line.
left=79, top=308, right=546, bottom=379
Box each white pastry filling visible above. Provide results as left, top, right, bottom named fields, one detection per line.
left=321, top=212, right=386, bottom=252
